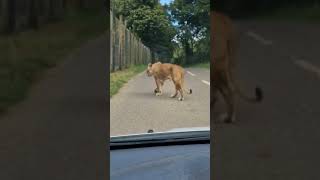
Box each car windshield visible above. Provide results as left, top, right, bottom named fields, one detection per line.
left=110, top=0, right=210, bottom=137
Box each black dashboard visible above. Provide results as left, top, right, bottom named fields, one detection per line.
left=110, top=131, right=210, bottom=180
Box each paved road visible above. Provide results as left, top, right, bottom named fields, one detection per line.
left=213, top=20, right=320, bottom=180
left=0, top=36, right=108, bottom=180
left=110, top=67, right=210, bottom=136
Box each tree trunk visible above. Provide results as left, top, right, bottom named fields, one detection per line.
left=184, top=40, right=192, bottom=65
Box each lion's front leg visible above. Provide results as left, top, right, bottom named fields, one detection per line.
left=155, top=79, right=163, bottom=96
left=154, top=77, right=163, bottom=96
left=154, top=77, right=159, bottom=94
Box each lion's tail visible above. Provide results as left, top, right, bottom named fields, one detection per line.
left=226, top=28, right=263, bottom=103
left=226, top=68, right=263, bottom=103
left=235, top=85, right=263, bottom=103
left=184, top=88, right=193, bottom=94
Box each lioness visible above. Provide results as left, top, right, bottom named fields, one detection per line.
left=211, top=11, right=263, bottom=123
left=146, top=62, right=192, bottom=101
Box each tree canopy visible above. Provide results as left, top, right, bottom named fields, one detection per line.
left=111, top=0, right=210, bottom=65
left=112, top=0, right=176, bottom=60
left=169, top=0, right=210, bottom=64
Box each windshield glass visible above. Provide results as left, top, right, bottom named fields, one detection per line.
left=110, top=0, right=210, bottom=137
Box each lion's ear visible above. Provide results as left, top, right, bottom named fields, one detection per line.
left=148, top=63, right=152, bottom=67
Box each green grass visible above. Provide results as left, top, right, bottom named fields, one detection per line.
left=185, top=62, right=210, bottom=69
left=256, top=6, right=320, bottom=22
left=0, top=10, right=105, bottom=114
left=110, top=65, right=146, bottom=97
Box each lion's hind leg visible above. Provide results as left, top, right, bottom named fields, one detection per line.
left=219, top=82, right=236, bottom=123
left=177, top=81, right=184, bottom=101
left=171, top=80, right=178, bottom=98
left=172, top=78, right=184, bottom=101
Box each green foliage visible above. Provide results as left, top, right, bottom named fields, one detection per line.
left=127, top=6, right=176, bottom=54
left=169, top=0, right=210, bottom=65
left=185, top=62, right=209, bottom=69
left=112, top=0, right=176, bottom=59
left=112, top=0, right=160, bottom=17
left=172, top=47, right=186, bottom=65
left=111, top=0, right=210, bottom=66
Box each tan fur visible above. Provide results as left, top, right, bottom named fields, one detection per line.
left=146, top=62, right=192, bottom=101
left=211, top=11, right=263, bottom=123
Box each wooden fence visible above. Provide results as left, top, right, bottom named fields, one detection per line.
left=110, top=10, right=156, bottom=72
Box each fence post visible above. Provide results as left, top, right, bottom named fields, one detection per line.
left=114, top=15, right=118, bottom=71
left=110, top=12, right=159, bottom=70
left=124, top=20, right=128, bottom=68
left=131, top=34, right=133, bottom=65
left=143, top=46, right=146, bottom=64
left=138, top=39, right=141, bottom=64
left=113, top=12, right=117, bottom=71
left=138, top=38, right=141, bottom=64
left=110, top=10, right=113, bottom=72
left=141, top=44, right=143, bottom=64
left=122, top=18, right=125, bottom=68
left=129, top=31, right=132, bottom=66
left=135, top=37, right=137, bottom=65
left=118, top=15, right=122, bottom=70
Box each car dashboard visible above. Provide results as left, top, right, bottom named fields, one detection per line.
left=110, top=130, right=210, bottom=180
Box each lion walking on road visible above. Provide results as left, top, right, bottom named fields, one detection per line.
left=211, top=11, right=263, bottom=123
left=146, top=62, right=192, bottom=101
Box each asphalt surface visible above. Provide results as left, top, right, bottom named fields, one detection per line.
left=213, top=20, right=320, bottom=180
left=0, top=35, right=108, bottom=180
left=110, top=67, right=210, bottom=136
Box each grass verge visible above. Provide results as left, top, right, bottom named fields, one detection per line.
left=0, top=10, right=105, bottom=114
left=110, top=65, right=146, bottom=97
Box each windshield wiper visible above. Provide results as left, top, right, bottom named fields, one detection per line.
left=110, top=131, right=210, bottom=150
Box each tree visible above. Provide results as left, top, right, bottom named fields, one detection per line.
left=169, top=0, right=210, bottom=64
left=112, top=0, right=176, bottom=60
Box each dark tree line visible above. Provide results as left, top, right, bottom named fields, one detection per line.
left=112, top=0, right=176, bottom=62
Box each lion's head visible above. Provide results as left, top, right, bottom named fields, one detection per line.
left=146, top=62, right=162, bottom=77
left=146, top=63, right=153, bottom=77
